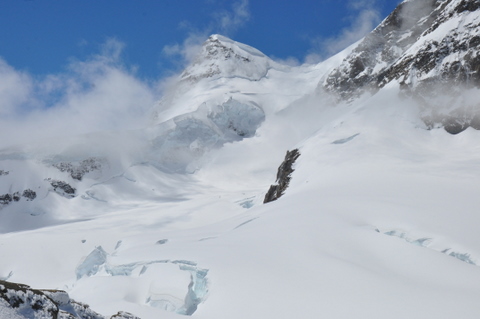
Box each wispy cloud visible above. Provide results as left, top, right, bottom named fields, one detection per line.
left=216, top=0, right=250, bottom=35
left=162, top=32, right=208, bottom=68
left=305, top=0, right=382, bottom=63
left=0, top=39, right=156, bottom=149
left=162, top=0, right=251, bottom=68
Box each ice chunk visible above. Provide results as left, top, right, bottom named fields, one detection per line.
left=114, top=240, right=122, bottom=250
left=75, top=246, right=108, bottom=279
left=106, top=263, right=142, bottom=277
left=332, top=133, right=360, bottom=144
left=150, top=98, right=265, bottom=172
left=145, top=263, right=191, bottom=314
left=381, top=228, right=477, bottom=265
left=239, top=200, right=254, bottom=209
left=156, top=239, right=169, bottom=245
left=177, top=265, right=209, bottom=316
left=443, top=250, right=477, bottom=265
left=410, top=238, right=432, bottom=247
left=209, top=98, right=265, bottom=139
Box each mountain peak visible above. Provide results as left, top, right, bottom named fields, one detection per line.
left=180, top=34, right=271, bottom=82
left=323, top=0, right=480, bottom=99
left=206, top=34, right=266, bottom=58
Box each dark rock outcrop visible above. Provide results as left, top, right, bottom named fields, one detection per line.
left=264, top=149, right=300, bottom=204
left=22, top=189, right=37, bottom=201
left=0, top=280, right=58, bottom=318
left=323, top=0, right=441, bottom=100
left=0, top=189, right=37, bottom=207
left=52, top=158, right=102, bottom=181
left=110, top=312, right=141, bottom=319
left=0, top=280, right=141, bottom=319
left=47, top=179, right=76, bottom=198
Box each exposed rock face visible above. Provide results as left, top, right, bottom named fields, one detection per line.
left=52, top=158, right=102, bottom=181
left=0, top=189, right=37, bottom=207
left=0, top=280, right=140, bottom=319
left=264, top=149, right=300, bottom=204
left=0, top=280, right=58, bottom=318
left=110, top=312, right=141, bottom=319
left=47, top=179, right=76, bottom=198
left=22, top=189, right=37, bottom=201
left=322, top=0, right=480, bottom=133
left=323, top=0, right=440, bottom=100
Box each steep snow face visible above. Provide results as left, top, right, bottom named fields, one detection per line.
left=180, top=35, right=273, bottom=83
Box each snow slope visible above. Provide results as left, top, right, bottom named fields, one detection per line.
left=2, top=2, right=480, bottom=318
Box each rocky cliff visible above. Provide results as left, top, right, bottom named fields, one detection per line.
left=322, top=0, right=480, bottom=133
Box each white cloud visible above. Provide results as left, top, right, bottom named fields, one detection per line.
left=0, top=59, right=36, bottom=117
left=326, top=8, right=380, bottom=55
left=217, top=0, right=250, bottom=35
left=305, top=0, right=382, bottom=63
left=162, top=32, right=207, bottom=67
left=0, top=39, right=157, bottom=149
left=162, top=0, right=251, bottom=68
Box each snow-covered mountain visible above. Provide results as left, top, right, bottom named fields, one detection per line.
left=322, top=0, right=480, bottom=132
left=2, top=0, right=480, bottom=318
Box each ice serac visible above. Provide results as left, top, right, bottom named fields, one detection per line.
left=76, top=246, right=108, bottom=280
left=181, top=34, right=271, bottom=82
left=150, top=97, right=265, bottom=173
left=322, top=0, right=480, bottom=133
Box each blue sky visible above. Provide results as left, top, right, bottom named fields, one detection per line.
left=1, top=0, right=401, bottom=79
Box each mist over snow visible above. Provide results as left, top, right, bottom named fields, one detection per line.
left=1, top=0, right=480, bottom=318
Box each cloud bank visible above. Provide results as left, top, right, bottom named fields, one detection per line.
left=0, top=39, right=156, bottom=149
left=0, top=1, right=253, bottom=150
